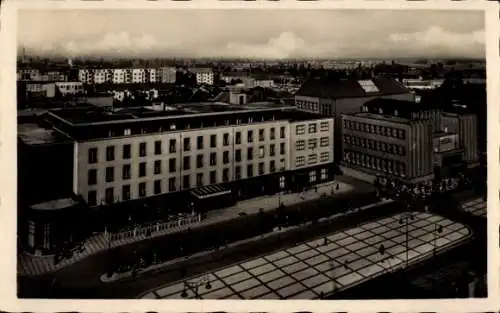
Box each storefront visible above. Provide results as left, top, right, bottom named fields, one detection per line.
left=190, top=184, right=235, bottom=212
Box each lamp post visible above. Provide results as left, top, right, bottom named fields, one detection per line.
left=180, top=274, right=212, bottom=299
left=399, top=212, right=416, bottom=268
left=433, top=223, right=444, bottom=261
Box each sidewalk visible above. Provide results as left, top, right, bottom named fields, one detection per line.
left=18, top=180, right=352, bottom=277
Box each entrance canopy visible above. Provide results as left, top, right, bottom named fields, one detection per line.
left=191, top=184, right=231, bottom=200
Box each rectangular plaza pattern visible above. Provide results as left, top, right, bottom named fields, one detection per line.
left=141, top=212, right=471, bottom=300
left=460, top=197, right=486, bottom=218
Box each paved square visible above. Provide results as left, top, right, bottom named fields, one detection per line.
left=142, top=212, right=471, bottom=300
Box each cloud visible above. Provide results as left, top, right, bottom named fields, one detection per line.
left=387, top=26, right=484, bottom=57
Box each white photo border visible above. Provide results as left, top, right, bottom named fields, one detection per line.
left=1, top=0, right=499, bottom=312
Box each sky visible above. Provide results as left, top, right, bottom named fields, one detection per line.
left=17, top=10, right=485, bottom=60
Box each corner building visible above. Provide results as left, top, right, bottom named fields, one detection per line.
left=341, top=113, right=433, bottom=184
left=43, top=104, right=334, bottom=212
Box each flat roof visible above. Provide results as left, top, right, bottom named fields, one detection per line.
left=141, top=212, right=471, bottom=300
left=30, top=197, right=78, bottom=211
left=18, top=123, right=66, bottom=145
left=459, top=197, right=486, bottom=218
left=48, top=102, right=297, bottom=126
left=346, top=112, right=411, bottom=124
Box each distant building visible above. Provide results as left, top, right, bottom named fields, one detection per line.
left=55, top=82, right=84, bottom=97
left=441, top=111, right=478, bottom=165
left=189, top=68, right=215, bottom=85
left=159, top=67, right=177, bottom=84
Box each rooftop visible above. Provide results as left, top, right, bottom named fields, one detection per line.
left=346, top=112, right=413, bottom=125
left=18, top=122, right=70, bottom=145
left=296, top=76, right=410, bottom=99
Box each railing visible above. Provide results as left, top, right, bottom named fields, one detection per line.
left=105, top=214, right=203, bottom=243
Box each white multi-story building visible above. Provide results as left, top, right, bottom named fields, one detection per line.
left=190, top=68, right=215, bottom=85
left=160, top=67, right=177, bottom=84
left=112, top=69, right=127, bottom=84
left=94, top=69, right=108, bottom=84
left=55, top=82, right=84, bottom=96
left=132, top=68, right=146, bottom=84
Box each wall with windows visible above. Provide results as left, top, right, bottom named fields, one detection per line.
left=342, top=114, right=433, bottom=181
left=75, top=120, right=295, bottom=207
left=289, top=118, right=334, bottom=171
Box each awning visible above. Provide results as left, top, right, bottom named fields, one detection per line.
left=191, top=184, right=231, bottom=200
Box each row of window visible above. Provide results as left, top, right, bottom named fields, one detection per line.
left=295, top=121, right=330, bottom=135
left=343, top=135, right=406, bottom=156
left=296, top=137, right=330, bottom=151
left=343, top=120, right=406, bottom=140
left=295, top=152, right=330, bottom=167
left=296, top=100, right=319, bottom=113
left=88, top=130, right=289, bottom=164
left=343, top=150, right=407, bottom=176
left=88, top=147, right=290, bottom=185
left=86, top=161, right=287, bottom=206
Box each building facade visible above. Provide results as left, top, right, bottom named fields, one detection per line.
left=341, top=112, right=434, bottom=184
left=31, top=106, right=334, bottom=211
left=441, top=112, right=478, bottom=165
left=190, top=68, right=215, bottom=85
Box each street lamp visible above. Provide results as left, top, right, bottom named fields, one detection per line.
left=180, top=274, right=212, bottom=299
left=399, top=212, right=416, bottom=268
left=433, top=223, right=444, bottom=260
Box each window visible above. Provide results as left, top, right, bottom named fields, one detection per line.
left=279, top=176, right=286, bottom=189
left=308, top=139, right=318, bottom=150
left=139, top=182, right=146, bottom=197
left=320, top=121, right=329, bottom=132
left=259, top=146, right=265, bottom=158
left=235, top=166, right=241, bottom=180
left=183, top=137, right=191, bottom=151
left=154, top=180, right=162, bottom=194
left=279, top=158, right=286, bottom=171
left=210, top=152, right=217, bottom=166
left=296, top=156, right=306, bottom=167
left=309, top=170, right=317, bottom=183
left=270, top=128, right=276, bottom=140
left=321, top=168, right=328, bottom=180
left=320, top=137, right=329, bottom=147
left=105, top=187, right=114, bottom=205
left=88, top=148, right=98, bottom=164
left=236, top=132, right=242, bottom=144
left=280, top=126, right=285, bottom=138
left=296, top=125, right=306, bottom=135
left=258, top=162, right=265, bottom=175
left=210, top=134, right=217, bottom=148
left=210, top=170, right=217, bottom=184
left=247, top=147, right=253, bottom=161
left=168, top=177, right=176, bottom=192
left=320, top=151, right=330, bottom=162
left=122, top=144, right=131, bottom=159
left=296, top=140, right=305, bottom=151
left=88, top=169, right=97, bottom=185
left=87, top=190, right=97, bottom=206
left=183, top=175, right=190, bottom=189
left=308, top=154, right=317, bottom=164
left=122, top=185, right=131, bottom=201
left=105, top=166, right=114, bottom=183
left=259, top=129, right=265, bottom=141
left=280, top=143, right=286, bottom=155
left=169, top=158, right=176, bottom=173
left=270, top=144, right=276, bottom=156
left=235, top=149, right=241, bottom=162
left=223, top=133, right=230, bottom=146
left=139, top=142, right=147, bottom=157
left=270, top=160, right=276, bottom=172
left=122, top=164, right=131, bottom=180
left=154, top=160, right=162, bottom=175
left=124, top=128, right=131, bottom=136
left=169, top=139, right=176, bottom=153
left=183, top=156, right=191, bottom=170
left=308, top=123, right=317, bottom=134
left=154, top=141, right=162, bottom=155
left=247, top=164, right=254, bottom=177
left=139, top=162, right=147, bottom=177
left=223, top=151, right=230, bottom=164
left=196, top=173, right=204, bottom=187
left=247, top=130, right=254, bottom=143
left=196, top=154, right=204, bottom=168
left=197, top=136, right=204, bottom=150
left=106, top=146, right=115, bottom=161
left=223, top=168, right=229, bottom=182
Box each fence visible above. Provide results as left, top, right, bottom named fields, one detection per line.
left=105, top=214, right=203, bottom=244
